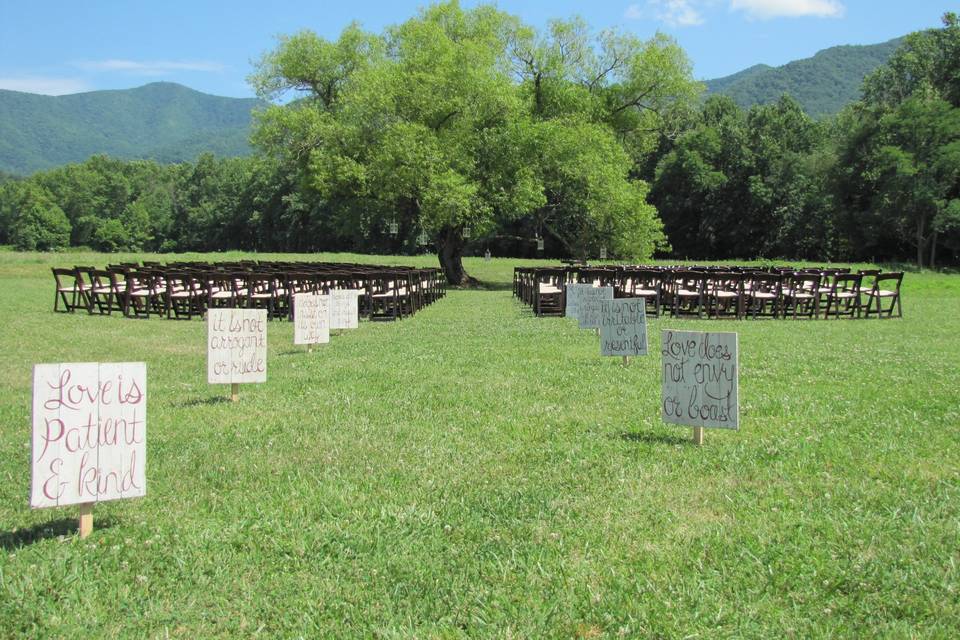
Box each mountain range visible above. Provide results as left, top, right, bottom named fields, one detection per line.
left=0, top=35, right=905, bottom=175
left=704, top=37, right=902, bottom=117
left=0, top=82, right=261, bottom=175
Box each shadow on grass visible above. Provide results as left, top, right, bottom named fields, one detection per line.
left=1, top=516, right=116, bottom=549
left=277, top=348, right=325, bottom=356
left=618, top=431, right=689, bottom=446
left=180, top=395, right=232, bottom=407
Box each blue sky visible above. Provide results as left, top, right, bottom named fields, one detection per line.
left=0, top=0, right=950, bottom=98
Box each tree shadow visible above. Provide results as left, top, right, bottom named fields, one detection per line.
left=0, top=516, right=117, bottom=549
left=277, top=348, right=311, bottom=356
left=618, top=431, right=689, bottom=446
left=180, top=395, right=232, bottom=407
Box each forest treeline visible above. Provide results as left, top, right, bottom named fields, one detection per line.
left=0, top=5, right=957, bottom=278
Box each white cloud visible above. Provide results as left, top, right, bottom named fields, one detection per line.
left=0, top=76, right=91, bottom=95
left=730, top=0, right=845, bottom=20
left=626, top=1, right=706, bottom=27
left=73, top=59, right=225, bottom=75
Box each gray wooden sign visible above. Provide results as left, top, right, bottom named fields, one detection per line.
left=661, top=330, right=738, bottom=429
left=599, top=299, right=647, bottom=356
left=575, top=286, right=615, bottom=328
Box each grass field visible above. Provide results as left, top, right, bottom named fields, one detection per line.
left=1, top=250, right=958, bottom=638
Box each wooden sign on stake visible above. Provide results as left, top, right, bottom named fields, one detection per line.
left=564, top=283, right=587, bottom=320
left=661, top=330, right=739, bottom=445
left=330, top=289, right=360, bottom=331
left=576, top=286, right=615, bottom=330
left=208, top=308, right=267, bottom=400
left=294, top=293, right=330, bottom=350
left=598, top=299, right=647, bottom=365
left=31, top=362, right=147, bottom=537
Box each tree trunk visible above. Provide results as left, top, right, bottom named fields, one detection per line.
left=930, top=230, right=938, bottom=270
left=437, top=226, right=469, bottom=285
left=917, top=217, right=925, bottom=269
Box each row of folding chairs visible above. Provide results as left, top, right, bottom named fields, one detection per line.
left=52, top=262, right=447, bottom=322
left=514, top=266, right=903, bottom=319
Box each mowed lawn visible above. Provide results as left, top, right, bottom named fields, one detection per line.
left=0, top=250, right=958, bottom=638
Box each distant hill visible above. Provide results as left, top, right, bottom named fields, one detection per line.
left=0, top=82, right=262, bottom=175
left=705, top=37, right=903, bottom=118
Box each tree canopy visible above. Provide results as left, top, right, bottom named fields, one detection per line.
left=249, top=1, right=699, bottom=282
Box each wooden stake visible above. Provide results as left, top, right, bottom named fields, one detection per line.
left=622, top=355, right=629, bottom=367
left=308, top=345, right=313, bottom=353
left=79, top=502, right=93, bottom=538
left=693, top=426, right=704, bottom=446
left=230, top=382, right=239, bottom=402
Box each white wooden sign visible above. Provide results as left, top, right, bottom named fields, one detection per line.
left=599, top=299, right=648, bottom=356
left=294, top=293, right=330, bottom=345
left=330, top=289, right=360, bottom=330
left=208, top=308, right=267, bottom=384
left=661, top=330, right=738, bottom=429
left=576, top=286, right=615, bottom=329
left=31, top=362, right=147, bottom=508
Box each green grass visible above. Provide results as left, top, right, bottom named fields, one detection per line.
left=1, top=251, right=958, bottom=638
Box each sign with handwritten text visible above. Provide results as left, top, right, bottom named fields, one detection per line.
left=661, top=330, right=738, bottom=429
left=330, top=289, right=361, bottom=330
left=576, top=286, right=615, bottom=329
left=31, top=363, right=146, bottom=508
left=208, top=309, right=267, bottom=384
left=294, top=293, right=330, bottom=345
left=564, top=283, right=587, bottom=319
left=599, top=299, right=647, bottom=356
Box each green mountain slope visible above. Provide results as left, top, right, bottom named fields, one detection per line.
left=705, top=38, right=903, bottom=117
left=0, top=82, right=262, bottom=175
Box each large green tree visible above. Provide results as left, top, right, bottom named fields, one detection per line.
left=840, top=12, right=960, bottom=267
left=250, top=1, right=695, bottom=282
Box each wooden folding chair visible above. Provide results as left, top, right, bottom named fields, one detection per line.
left=783, top=273, right=821, bottom=319
left=822, top=273, right=863, bottom=319
left=52, top=267, right=89, bottom=313
left=245, top=272, right=280, bottom=318
left=533, top=269, right=565, bottom=317
left=369, top=272, right=408, bottom=321
left=707, top=272, right=745, bottom=319
left=165, top=270, right=204, bottom=320
left=123, top=269, right=161, bottom=319
left=864, top=272, right=903, bottom=318
left=625, top=268, right=662, bottom=318
left=207, top=271, right=238, bottom=310
left=88, top=269, right=124, bottom=315
left=670, top=270, right=708, bottom=318
left=745, top=273, right=782, bottom=319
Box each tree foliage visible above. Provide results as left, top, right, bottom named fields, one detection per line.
left=249, top=1, right=695, bottom=282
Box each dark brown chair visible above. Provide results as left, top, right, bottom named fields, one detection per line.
left=123, top=269, right=161, bottom=318
left=670, top=271, right=708, bottom=318
left=52, top=267, right=90, bottom=313
left=745, top=273, right=783, bottom=319
left=707, top=272, right=745, bottom=319
left=533, top=269, right=565, bottom=317
left=864, top=272, right=903, bottom=318
left=165, top=270, right=204, bottom=320
left=89, top=269, right=124, bottom=315
left=822, top=273, right=863, bottom=319
left=783, top=273, right=821, bottom=319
